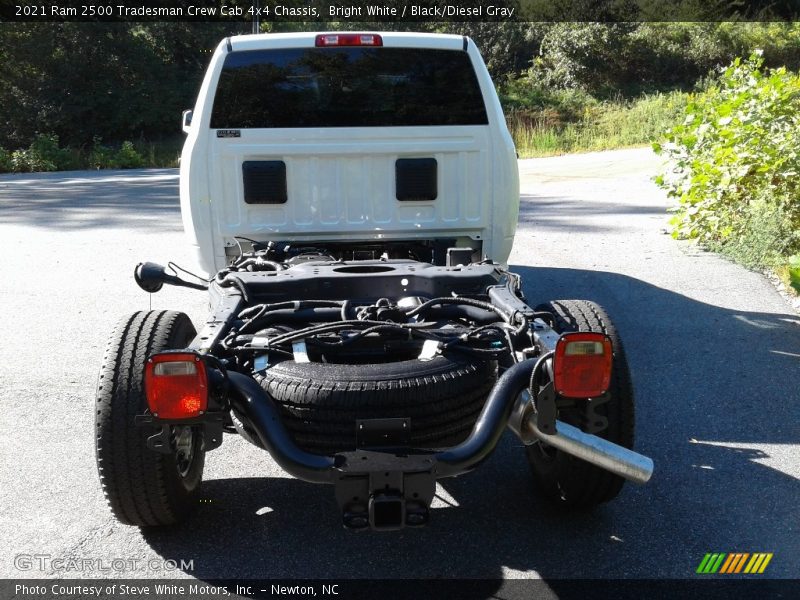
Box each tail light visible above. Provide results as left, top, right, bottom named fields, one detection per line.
left=315, top=33, right=383, bottom=47
left=553, top=332, right=613, bottom=398
left=144, top=352, right=208, bottom=419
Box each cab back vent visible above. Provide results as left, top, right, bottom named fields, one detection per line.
left=243, top=160, right=287, bottom=204
left=396, top=158, right=437, bottom=201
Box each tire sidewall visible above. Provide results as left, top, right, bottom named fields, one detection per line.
left=95, top=310, right=204, bottom=526
left=526, top=299, right=635, bottom=508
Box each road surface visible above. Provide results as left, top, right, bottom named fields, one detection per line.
left=0, top=148, right=797, bottom=585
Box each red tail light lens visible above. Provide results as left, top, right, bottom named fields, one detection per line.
left=315, top=34, right=383, bottom=47
left=553, top=332, right=613, bottom=398
left=144, top=352, right=208, bottom=419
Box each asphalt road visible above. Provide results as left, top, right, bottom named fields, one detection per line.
left=0, top=148, right=798, bottom=585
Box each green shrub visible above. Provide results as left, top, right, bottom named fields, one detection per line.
left=138, top=137, right=183, bottom=169
left=88, top=137, right=114, bottom=169
left=11, top=148, right=55, bottom=172
left=0, top=146, right=11, bottom=172
left=2, top=136, right=176, bottom=171
left=113, top=141, right=145, bottom=168
left=500, top=74, right=598, bottom=120
left=710, top=193, right=800, bottom=269
left=8, top=133, right=76, bottom=172
left=789, top=255, right=800, bottom=294
left=31, top=133, right=75, bottom=169
left=507, top=91, right=685, bottom=157
left=655, top=52, right=800, bottom=270
left=89, top=138, right=147, bottom=169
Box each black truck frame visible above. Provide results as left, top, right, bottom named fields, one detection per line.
left=96, top=244, right=653, bottom=531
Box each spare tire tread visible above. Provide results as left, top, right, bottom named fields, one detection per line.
left=257, top=355, right=496, bottom=454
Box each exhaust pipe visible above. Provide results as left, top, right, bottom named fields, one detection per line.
left=526, top=416, right=653, bottom=485
left=225, top=358, right=652, bottom=488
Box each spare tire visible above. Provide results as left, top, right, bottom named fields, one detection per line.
left=255, top=356, right=497, bottom=454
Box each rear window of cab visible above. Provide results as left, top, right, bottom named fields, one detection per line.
left=210, top=47, right=489, bottom=128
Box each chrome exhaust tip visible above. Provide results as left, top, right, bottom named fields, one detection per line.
left=527, top=417, right=654, bottom=485
left=509, top=390, right=653, bottom=485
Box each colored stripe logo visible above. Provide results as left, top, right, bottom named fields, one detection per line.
left=696, top=553, right=773, bottom=574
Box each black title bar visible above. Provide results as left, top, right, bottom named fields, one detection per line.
left=3, top=579, right=800, bottom=600
left=3, top=0, right=800, bottom=22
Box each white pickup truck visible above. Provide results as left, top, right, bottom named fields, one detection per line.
left=95, top=31, right=652, bottom=531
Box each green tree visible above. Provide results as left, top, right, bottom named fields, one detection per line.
left=0, top=22, right=240, bottom=149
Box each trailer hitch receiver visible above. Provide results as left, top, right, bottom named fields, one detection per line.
left=333, top=450, right=436, bottom=531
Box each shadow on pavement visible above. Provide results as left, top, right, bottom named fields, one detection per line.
left=0, top=169, right=180, bottom=230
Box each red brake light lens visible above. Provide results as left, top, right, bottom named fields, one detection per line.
left=315, top=34, right=383, bottom=47
left=553, top=332, right=613, bottom=398
left=144, top=352, right=208, bottom=419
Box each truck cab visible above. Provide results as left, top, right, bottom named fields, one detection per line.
left=179, top=31, right=519, bottom=275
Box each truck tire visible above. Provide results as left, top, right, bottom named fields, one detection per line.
left=257, top=356, right=497, bottom=454
left=95, top=310, right=204, bottom=527
left=526, top=300, right=634, bottom=508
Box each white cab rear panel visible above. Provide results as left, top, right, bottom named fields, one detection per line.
left=181, top=32, right=519, bottom=275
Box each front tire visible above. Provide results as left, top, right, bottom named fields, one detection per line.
left=95, top=310, right=204, bottom=526
left=526, top=300, right=635, bottom=509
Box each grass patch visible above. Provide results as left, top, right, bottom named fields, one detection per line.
left=774, top=265, right=800, bottom=296
left=136, top=137, right=184, bottom=169
left=0, top=135, right=184, bottom=173
left=507, top=91, right=687, bottom=158
left=87, top=136, right=183, bottom=170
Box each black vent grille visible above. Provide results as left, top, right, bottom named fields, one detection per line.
left=395, top=158, right=437, bottom=201
left=242, top=161, right=287, bottom=204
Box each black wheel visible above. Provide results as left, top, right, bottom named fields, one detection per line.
left=526, top=300, right=634, bottom=508
left=256, top=356, right=497, bottom=454
left=95, top=310, right=204, bottom=527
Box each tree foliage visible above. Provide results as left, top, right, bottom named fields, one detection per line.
left=529, top=22, right=800, bottom=98
left=2, top=21, right=800, bottom=155
left=0, top=23, right=242, bottom=149
left=655, top=52, right=800, bottom=267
